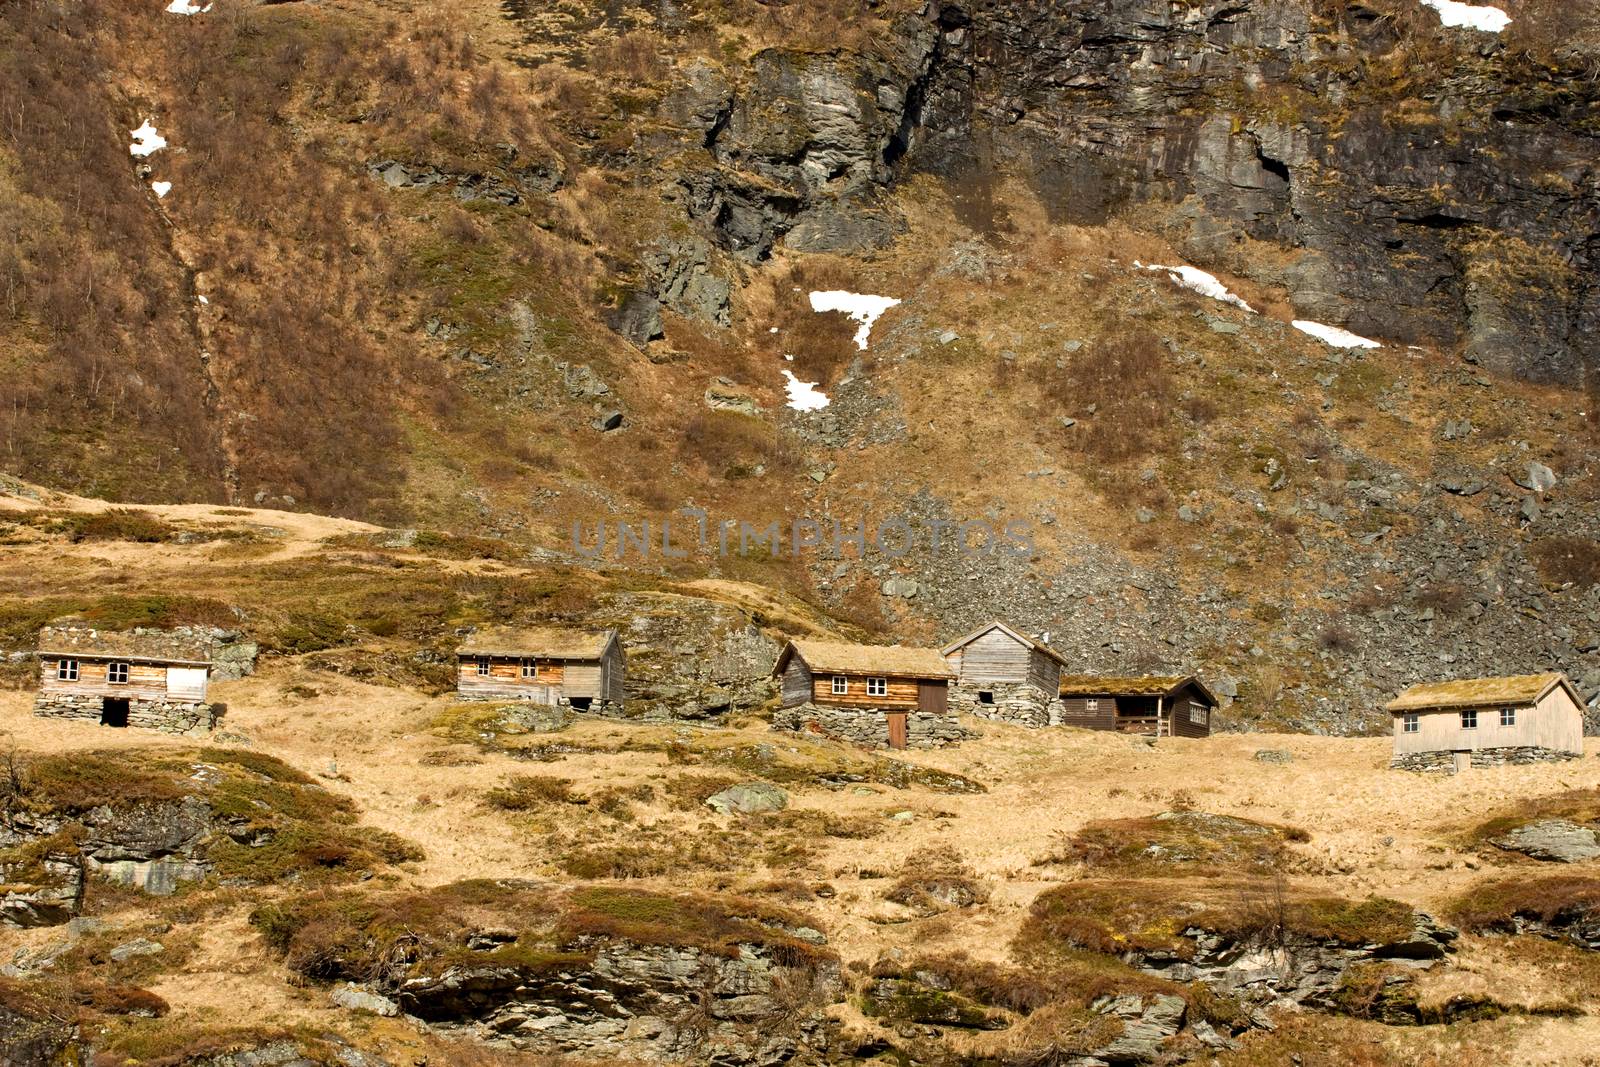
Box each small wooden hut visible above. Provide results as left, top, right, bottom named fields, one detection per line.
left=35, top=624, right=217, bottom=733
left=456, top=627, right=625, bottom=714
left=1385, top=672, right=1584, bottom=772
left=1057, top=675, right=1216, bottom=737
left=771, top=639, right=961, bottom=749
left=941, top=620, right=1069, bottom=726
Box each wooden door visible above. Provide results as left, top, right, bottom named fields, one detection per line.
left=918, top=680, right=948, bottom=714
left=886, top=712, right=908, bottom=750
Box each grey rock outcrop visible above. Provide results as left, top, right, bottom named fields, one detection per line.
left=1491, top=820, right=1600, bottom=864
left=705, top=782, right=788, bottom=816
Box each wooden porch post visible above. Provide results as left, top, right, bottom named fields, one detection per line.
left=1156, top=695, right=1164, bottom=738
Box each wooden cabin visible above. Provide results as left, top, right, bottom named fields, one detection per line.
left=456, top=627, right=625, bottom=713
left=35, top=624, right=217, bottom=733
left=771, top=639, right=961, bottom=749
left=1386, top=672, right=1584, bottom=772
left=1057, top=675, right=1217, bottom=738
left=941, top=620, right=1069, bottom=726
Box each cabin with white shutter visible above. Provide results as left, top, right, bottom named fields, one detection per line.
left=35, top=623, right=217, bottom=733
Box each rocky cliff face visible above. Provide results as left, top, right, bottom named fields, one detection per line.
left=643, top=0, right=1598, bottom=383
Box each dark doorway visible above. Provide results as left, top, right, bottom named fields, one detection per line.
left=101, top=698, right=130, bottom=727
left=569, top=696, right=593, bottom=712
left=977, top=691, right=995, bottom=705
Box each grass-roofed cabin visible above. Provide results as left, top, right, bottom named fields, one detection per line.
left=1386, top=672, right=1585, bottom=773
left=1057, top=675, right=1217, bottom=738
left=456, top=626, right=625, bottom=715
left=941, top=620, right=1071, bottom=727
left=34, top=623, right=217, bottom=733
left=771, top=639, right=964, bottom=749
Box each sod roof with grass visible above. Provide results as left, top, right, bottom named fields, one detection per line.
left=773, top=639, right=956, bottom=679
left=1384, top=673, right=1580, bottom=713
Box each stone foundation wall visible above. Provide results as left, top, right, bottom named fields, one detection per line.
left=1391, top=746, right=1582, bottom=773
left=33, top=693, right=217, bottom=734
left=950, top=681, right=1056, bottom=727
left=772, top=702, right=971, bottom=749
left=457, top=692, right=630, bottom=719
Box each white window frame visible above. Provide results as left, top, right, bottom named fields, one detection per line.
left=1402, top=713, right=1419, bottom=734
left=57, top=659, right=79, bottom=682
left=1500, top=707, right=1516, bottom=727
left=866, top=677, right=888, bottom=698
left=831, top=675, right=847, bottom=695
left=106, top=661, right=130, bottom=685
left=1189, top=701, right=1207, bottom=725
left=521, top=658, right=538, bottom=680
left=1084, top=698, right=1099, bottom=711
left=1460, top=709, right=1477, bottom=730
left=475, top=657, right=491, bottom=677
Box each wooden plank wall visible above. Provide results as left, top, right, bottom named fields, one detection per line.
left=1027, top=649, right=1061, bottom=695
left=812, top=673, right=920, bottom=709
left=600, top=641, right=626, bottom=703
left=1168, top=683, right=1213, bottom=738
left=1058, top=695, right=1116, bottom=730
left=39, top=658, right=168, bottom=701
left=950, top=629, right=1031, bottom=685
left=457, top=657, right=567, bottom=700
left=781, top=660, right=813, bottom=708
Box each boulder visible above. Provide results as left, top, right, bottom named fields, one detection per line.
left=108, top=937, right=165, bottom=963
left=1491, top=820, right=1600, bottom=864
left=331, top=983, right=400, bottom=1017
left=705, top=782, right=788, bottom=816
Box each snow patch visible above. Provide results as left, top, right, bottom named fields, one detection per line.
left=1135, top=262, right=1255, bottom=313
left=808, top=290, right=901, bottom=350
left=129, top=120, right=167, bottom=157
left=151, top=180, right=172, bottom=198
left=1293, top=320, right=1382, bottom=349
left=1420, top=0, right=1510, bottom=32
left=165, top=0, right=213, bottom=13
left=781, top=370, right=830, bottom=411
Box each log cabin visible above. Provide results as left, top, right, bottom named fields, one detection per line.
left=1057, top=675, right=1217, bottom=738
left=941, top=620, right=1070, bottom=726
left=1385, top=672, right=1584, bottom=772
left=34, top=624, right=217, bottom=733
left=770, top=639, right=963, bottom=749
left=456, top=626, right=625, bottom=714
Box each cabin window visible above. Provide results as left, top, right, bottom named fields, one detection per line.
left=978, top=690, right=995, bottom=705
left=1084, top=698, right=1099, bottom=711
left=521, top=659, right=538, bottom=679
left=57, top=659, right=80, bottom=682
left=107, top=662, right=129, bottom=685
left=1402, top=713, right=1419, bottom=734
left=1460, top=709, right=1477, bottom=730
left=1500, top=707, right=1516, bottom=727
left=1188, top=702, right=1207, bottom=725
left=866, top=677, right=888, bottom=697
left=475, top=658, right=491, bottom=676
left=831, top=675, right=848, bottom=695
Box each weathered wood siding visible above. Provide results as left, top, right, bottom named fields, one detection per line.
left=948, top=629, right=1030, bottom=685
left=1393, top=686, right=1582, bottom=756
left=811, top=672, right=920, bottom=710
left=39, top=657, right=171, bottom=702
left=1058, top=695, right=1116, bottom=730
left=781, top=659, right=814, bottom=709
left=1027, top=649, right=1062, bottom=696
left=457, top=656, right=568, bottom=701
left=599, top=639, right=626, bottom=703
left=918, top=679, right=950, bottom=713
left=1168, top=682, right=1213, bottom=738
